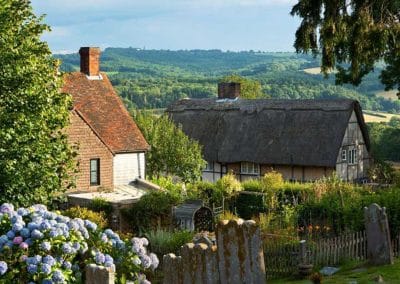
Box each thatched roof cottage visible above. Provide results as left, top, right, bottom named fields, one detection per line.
left=167, top=83, right=371, bottom=182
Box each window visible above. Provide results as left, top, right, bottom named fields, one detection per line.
left=348, top=149, right=357, bottom=165
left=90, top=159, right=100, bottom=185
left=341, top=150, right=347, bottom=161
left=204, top=161, right=214, bottom=172
left=241, top=162, right=260, bottom=175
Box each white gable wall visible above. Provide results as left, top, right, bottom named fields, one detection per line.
left=113, top=152, right=145, bottom=185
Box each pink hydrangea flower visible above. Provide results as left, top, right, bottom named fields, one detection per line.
left=19, top=242, right=28, bottom=249
left=13, top=236, right=23, bottom=245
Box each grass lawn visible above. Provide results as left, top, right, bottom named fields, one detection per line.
left=270, top=259, right=400, bottom=284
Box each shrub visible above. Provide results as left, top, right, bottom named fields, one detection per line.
left=0, top=203, right=158, bottom=283
left=122, top=191, right=182, bottom=232
left=260, top=171, right=284, bottom=191
left=242, top=179, right=262, bottom=192
left=188, top=181, right=221, bottom=206
left=63, top=206, right=108, bottom=229
left=146, top=229, right=194, bottom=258
left=236, top=192, right=268, bottom=219
left=215, top=173, right=242, bottom=198
left=89, top=197, right=113, bottom=216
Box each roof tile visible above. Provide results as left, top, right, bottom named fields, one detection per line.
left=63, top=72, right=149, bottom=153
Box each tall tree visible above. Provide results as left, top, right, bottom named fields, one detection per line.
left=221, top=75, right=266, bottom=99
left=291, top=0, right=400, bottom=97
left=134, top=110, right=206, bottom=182
left=0, top=0, right=74, bottom=207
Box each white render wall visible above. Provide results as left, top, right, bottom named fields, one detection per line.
left=113, top=152, right=145, bottom=185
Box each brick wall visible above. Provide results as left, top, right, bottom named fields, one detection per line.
left=66, top=111, right=114, bottom=191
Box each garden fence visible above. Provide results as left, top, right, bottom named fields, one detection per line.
left=264, top=230, right=367, bottom=279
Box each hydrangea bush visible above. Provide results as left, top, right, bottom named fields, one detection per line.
left=0, top=203, right=158, bottom=283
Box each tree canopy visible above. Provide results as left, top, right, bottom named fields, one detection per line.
left=291, top=0, right=400, bottom=97
left=220, top=74, right=267, bottom=99
left=0, top=0, right=74, bottom=206
left=133, top=110, right=206, bottom=182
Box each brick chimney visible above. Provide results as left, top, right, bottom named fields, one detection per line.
left=218, top=82, right=241, bottom=99
left=79, top=47, right=100, bottom=77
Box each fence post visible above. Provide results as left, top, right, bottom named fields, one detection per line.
left=216, top=219, right=266, bottom=284
left=85, top=264, right=115, bottom=284
left=298, top=240, right=313, bottom=277
left=163, top=253, right=183, bottom=284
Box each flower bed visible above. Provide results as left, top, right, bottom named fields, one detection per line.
left=0, top=203, right=158, bottom=283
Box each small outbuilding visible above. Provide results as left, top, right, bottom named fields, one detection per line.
left=173, top=200, right=213, bottom=232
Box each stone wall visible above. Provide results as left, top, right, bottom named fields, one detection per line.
left=163, top=219, right=266, bottom=284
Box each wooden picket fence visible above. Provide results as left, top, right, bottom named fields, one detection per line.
left=309, top=230, right=367, bottom=266
left=263, top=234, right=300, bottom=279
left=264, top=230, right=368, bottom=279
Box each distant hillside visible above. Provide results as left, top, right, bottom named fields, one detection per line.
left=56, top=48, right=400, bottom=113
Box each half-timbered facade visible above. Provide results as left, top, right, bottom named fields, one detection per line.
left=167, top=83, right=371, bottom=182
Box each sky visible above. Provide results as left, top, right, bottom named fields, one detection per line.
left=31, top=0, right=300, bottom=54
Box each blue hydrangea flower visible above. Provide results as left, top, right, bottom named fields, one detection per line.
left=0, top=235, right=8, bottom=245
left=52, top=269, right=65, bottom=283
left=62, top=242, right=74, bottom=254
left=149, top=253, right=159, bottom=270
left=27, top=222, right=40, bottom=231
left=40, top=241, right=51, bottom=251
left=6, top=230, right=15, bottom=239
left=11, top=215, right=23, bottom=224
left=84, top=220, right=97, bottom=231
left=12, top=222, right=24, bottom=232
left=27, top=264, right=38, bottom=274
left=40, top=220, right=52, bottom=231
left=42, top=279, right=53, bottom=284
left=41, top=263, right=52, bottom=275
left=141, top=255, right=152, bottom=269
left=105, top=254, right=113, bottom=263
left=0, top=203, right=14, bottom=213
left=62, top=261, right=72, bottom=270
left=43, top=255, right=56, bottom=266
left=95, top=252, right=105, bottom=264
left=17, top=208, right=29, bottom=216
left=20, top=228, right=30, bottom=238
left=31, top=229, right=44, bottom=240
left=0, top=261, right=7, bottom=275
left=25, top=238, right=33, bottom=246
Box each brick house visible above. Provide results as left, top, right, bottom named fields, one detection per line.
left=63, top=47, right=150, bottom=192
left=167, top=83, right=372, bottom=183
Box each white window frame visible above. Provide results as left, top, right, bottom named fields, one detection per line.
left=341, top=149, right=347, bottom=161
left=348, top=149, right=357, bottom=165
left=204, top=161, right=214, bottom=172
left=240, top=162, right=260, bottom=175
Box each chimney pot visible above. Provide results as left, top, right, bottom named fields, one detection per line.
left=79, top=47, right=101, bottom=77
left=218, top=82, right=241, bottom=99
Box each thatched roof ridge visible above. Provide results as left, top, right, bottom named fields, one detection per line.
left=167, top=98, right=370, bottom=168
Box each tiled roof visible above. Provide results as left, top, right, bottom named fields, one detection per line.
left=63, top=72, right=149, bottom=153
